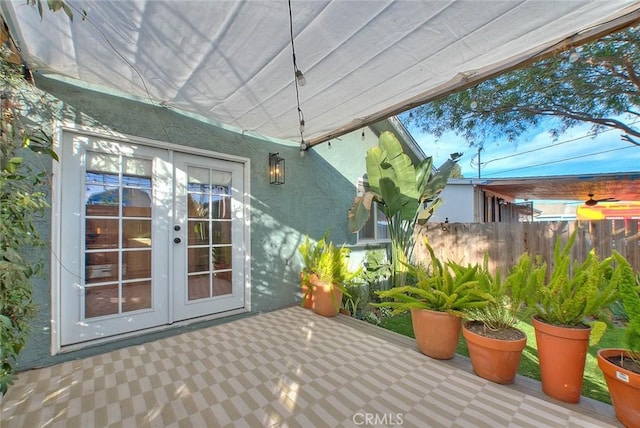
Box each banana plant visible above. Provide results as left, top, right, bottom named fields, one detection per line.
left=348, top=131, right=461, bottom=287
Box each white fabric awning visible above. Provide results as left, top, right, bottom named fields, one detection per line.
left=3, top=0, right=640, bottom=147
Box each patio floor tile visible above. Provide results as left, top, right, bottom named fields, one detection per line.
left=0, top=306, right=622, bottom=427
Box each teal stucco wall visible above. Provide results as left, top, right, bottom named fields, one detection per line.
left=16, top=76, right=366, bottom=370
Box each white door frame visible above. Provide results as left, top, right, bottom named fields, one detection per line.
left=50, top=125, right=251, bottom=354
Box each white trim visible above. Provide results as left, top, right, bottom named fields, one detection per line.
left=57, top=307, right=251, bottom=354
left=355, top=177, right=390, bottom=244
left=50, top=123, right=253, bottom=354
left=243, top=158, right=252, bottom=312
left=50, top=121, right=64, bottom=356
left=167, top=149, right=175, bottom=324
left=59, top=122, right=250, bottom=165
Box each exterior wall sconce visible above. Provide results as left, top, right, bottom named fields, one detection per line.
left=269, top=153, right=285, bottom=185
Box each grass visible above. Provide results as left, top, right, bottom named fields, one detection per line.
left=379, top=312, right=625, bottom=404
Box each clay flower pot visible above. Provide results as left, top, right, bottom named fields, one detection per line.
left=411, top=308, right=461, bottom=360
left=532, top=316, right=591, bottom=403
left=462, top=321, right=527, bottom=384
left=300, top=273, right=314, bottom=309
left=311, top=278, right=342, bottom=317
left=301, top=285, right=313, bottom=309
left=597, top=348, right=640, bottom=428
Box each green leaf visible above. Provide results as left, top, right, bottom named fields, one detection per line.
left=61, top=1, right=73, bottom=20
left=588, top=320, right=607, bottom=346
left=0, top=315, right=13, bottom=328
left=347, top=194, right=373, bottom=233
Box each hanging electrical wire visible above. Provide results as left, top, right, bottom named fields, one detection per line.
left=287, top=0, right=307, bottom=156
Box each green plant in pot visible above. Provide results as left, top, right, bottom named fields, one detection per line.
left=524, top=230, right=620, bottom=403
left=597, top=253, right=640, bottom=428
left=298, top=233, right=325, bottom=309
left=462, top=256, right=529, bottom=385
left=376, top=240, right=492, bottom=359
left=298, top=233, right=361, bottom=317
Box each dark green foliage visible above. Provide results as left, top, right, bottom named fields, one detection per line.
left=0, top=115, right=53, bottom=397
left=361, top=249, right=392, bottom=299
left=341, top=249, right=392, bottom=319
left=409, top=26, right=640, bottom=146
left=375, top=240, right=493, bottom=316
left=0, top=12, right=60, bottom=394
left=348, top=131, right=460, bottom=287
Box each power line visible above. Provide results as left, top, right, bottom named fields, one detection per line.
left=483, top=133, right=601, bottom=165
left=482, top=145, right=638, bottom=176
left=482, top=120, right=640, bottom=165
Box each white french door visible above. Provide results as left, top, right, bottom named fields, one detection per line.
left=172, top=152, right=245, bottom=321
left=58, top=132, right=246, bottom=346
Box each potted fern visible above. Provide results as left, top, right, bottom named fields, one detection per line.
left=462, top=256, right=529, bottom=384
left=376, top=240, right=492, bottom=359
left=298, top=233, right=325, bottom=309
left=298, top=233, right=361, bottom=317
left=525, top=230, right=620, bottom=403
left=597, top=252, right=640, bottom=428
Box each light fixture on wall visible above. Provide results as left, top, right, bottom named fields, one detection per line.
left=269, top=153, right=285, bottom=185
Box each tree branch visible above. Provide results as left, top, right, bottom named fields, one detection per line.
left=621, top=135, right=640, bottom=146
left=492, top=104, right=640, bottom=141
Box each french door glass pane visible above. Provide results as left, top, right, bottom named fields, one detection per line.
left=84, top=151, right=153, bottom=319
left=188, top=274, right=210, bottom=300
left=122, top=281, right=152, bottom=312
left=186, top=166, right=234, bottom=301
left=85, top=285, right=119, bottom=318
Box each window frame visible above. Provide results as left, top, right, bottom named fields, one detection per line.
left=356, top=178, right=391, bottom=244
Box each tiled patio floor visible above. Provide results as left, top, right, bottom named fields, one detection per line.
left=0, top=306, right=621, bottom=427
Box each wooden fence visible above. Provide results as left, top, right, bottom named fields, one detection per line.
left=415, top=220, right=640, bottom=275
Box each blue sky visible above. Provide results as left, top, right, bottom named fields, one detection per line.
left=404, top=120, right=640, bottom=179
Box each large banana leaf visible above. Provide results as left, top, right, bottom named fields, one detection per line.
left=348, top=131, right=461, bottom=287
left=348, top=193, right=375, bottom=233
left=378, top=132, right=419, bottom=202
left=363, top=132, right=420, bottom=221
left=420, top=154, right=462, bottom=203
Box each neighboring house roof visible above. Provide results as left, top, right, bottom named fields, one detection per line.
left=370, top=116, right=426, bottom=164
left=448, top=172, right=640, bottom=203
left=534, top=203, right=578, bottom=219
left=4, top=1, right=639, bottom=147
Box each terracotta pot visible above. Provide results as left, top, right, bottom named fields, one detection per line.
left=462, top=321, right=527, bottom=384
left=411, top=308, right=461, bottom=360
left=532, top=316, right=591, bottom=403
left=300, top=273, right=314, bottom=310
left=597, top=348, right=640, bottom=428
left=311, top=278, right=342, bottom=317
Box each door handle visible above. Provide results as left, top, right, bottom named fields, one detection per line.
left=174, top=237, right=181, bottom=244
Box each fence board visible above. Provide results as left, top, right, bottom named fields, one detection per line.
left=417, top=220, right=640, bottom=275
